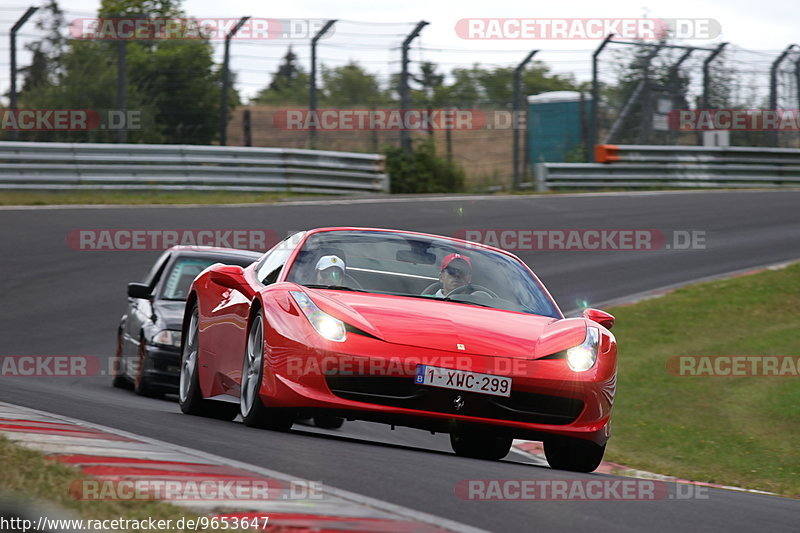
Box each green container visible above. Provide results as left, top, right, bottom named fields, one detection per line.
left=527, top=91, right=592, bottom=165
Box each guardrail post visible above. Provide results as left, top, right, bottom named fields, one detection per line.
left=8, top=6, right=38, bottom=141
left=220, top=16, right=250, bottom=146
left=700, top=42, right=728, bottom=146
left=590, top=34, right=615, bottom=162
left=795, top=54, right=800, bottom=117
left=769, top=44, right=798, bottom=147
left=535, top=163, right=548, bottom=192
left=309, top=19, right=337, bottom=150
left=116, top=39, right=127, bottom=143
left=702, top=43, right=728, bottom=110
left=513, top=50, right=538, bottom=190
left=399, top=21, right=429, bottom=153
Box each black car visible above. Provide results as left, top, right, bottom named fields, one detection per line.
left=112, top=246, right=262, bottom=397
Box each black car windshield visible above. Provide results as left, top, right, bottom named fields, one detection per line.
left=160, top=255, right=255, bottom=301
left=285, top=230, right=561, bottom=318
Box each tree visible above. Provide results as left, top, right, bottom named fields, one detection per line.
left=127, top=38, right=227, bottom=143
left=434, top=66, right=483, bottom=107
left=12, top=0, right=236, bottom=144
left=253, top=47, right=309, bottom=105
left=409, top=61, right=445, bottom=106
left=20, top=0, right=66, bottom=93
left=320, top=62, right=388, bottom=107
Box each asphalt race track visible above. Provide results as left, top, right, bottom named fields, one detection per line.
left=1, top=190, right=799, bottom=532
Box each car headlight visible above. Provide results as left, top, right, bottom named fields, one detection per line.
left=153, top=329, right=182, bottom=349
left=566, top=327, right=599, bottom=372
left=290, top=291, right=347, bottom=343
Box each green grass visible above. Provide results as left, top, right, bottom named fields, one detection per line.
left=605, top=262, right=800, bottom=497
left=0, top=435, right=246, bottom=532
left=0, top=190, right=304, bottom=205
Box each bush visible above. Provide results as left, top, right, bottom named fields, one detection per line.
left=384, top=139, right=465, bottom=194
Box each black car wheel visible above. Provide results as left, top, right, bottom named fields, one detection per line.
left=450, top=428, right=512, bottom=460
left=313, top=415, right=345, bottom=429
left=544, top=437, right=606, bottom=473
left=240, top=310, right=294, bottom=431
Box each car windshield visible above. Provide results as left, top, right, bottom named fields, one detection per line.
left=285, top=230, right=561, bottom=318
left=160, top=255, right=255, bottom=301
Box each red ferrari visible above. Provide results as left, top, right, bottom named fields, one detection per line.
left=178, top=227, right=616, bottom=472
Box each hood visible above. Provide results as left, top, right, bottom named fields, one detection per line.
left=152, top=300, right=186, bottom=331
left=307, top=290, right=585, bottom=359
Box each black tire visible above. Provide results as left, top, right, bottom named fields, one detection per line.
left=178, top=304, right=238, bottom=421
left=313, top=415, right=345, bottom=429
left=544, top=437, right=606, bottom=473
left=134, top=337, right=162, bottom=398
left=450, top=429, right=512, bottom=460
left=111, top=333, right=132, bottom=389
left=240, top=310, right=294, bottom=431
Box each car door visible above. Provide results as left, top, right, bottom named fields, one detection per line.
left=206, top=237, right=300, bottom=396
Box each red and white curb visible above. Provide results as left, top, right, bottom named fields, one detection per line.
left=511, top=440, right=776, bottom=497
left=0, top=402, right=487, bottom=533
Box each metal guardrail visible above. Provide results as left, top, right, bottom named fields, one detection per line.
left=0, top=142, right=389, bottom=194
left=530, top=144, right=800, bottom=191
left=595, top=144, right=800, bottom=165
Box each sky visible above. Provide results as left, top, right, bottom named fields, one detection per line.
left=1, top=0, right=798, bottom=102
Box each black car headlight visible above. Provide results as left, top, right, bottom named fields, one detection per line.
left=153, top=329, right=182, bottom=349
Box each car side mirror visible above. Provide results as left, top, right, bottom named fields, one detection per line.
left=582, top=308, right=615, bottom=330
left=209, top=264, right=246, bottom=290
left=127, top=282, right=152, bottom=299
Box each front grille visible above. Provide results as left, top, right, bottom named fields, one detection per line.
left=325, top=375, right=583, bottom=425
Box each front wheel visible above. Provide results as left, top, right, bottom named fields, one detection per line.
left=544, top=437, right=606, bottom=473
left=450, top=429, right=512, bottom=460
left=178, top=304, right=238, bottom=420
left=240, top=311, right=294, bottom=431
left=313, top=415, right=345, bottom=429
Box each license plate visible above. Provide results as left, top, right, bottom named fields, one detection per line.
left=414, top=365, right=511, bottom=397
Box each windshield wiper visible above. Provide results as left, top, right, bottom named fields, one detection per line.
left=386, top=292, right=499, bottom=309
left=302, top=284, right=369, bottom=292
left=441, top=297, right=496, bottom=308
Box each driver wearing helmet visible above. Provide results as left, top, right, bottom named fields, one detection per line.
left=315, top=255, right=346, bottom=286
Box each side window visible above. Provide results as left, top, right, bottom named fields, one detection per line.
left=255, top=232, right=306, bottom=285
left=256, top=248, right=291, bottom=285
left=143, top=252, right=171, bottom=290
